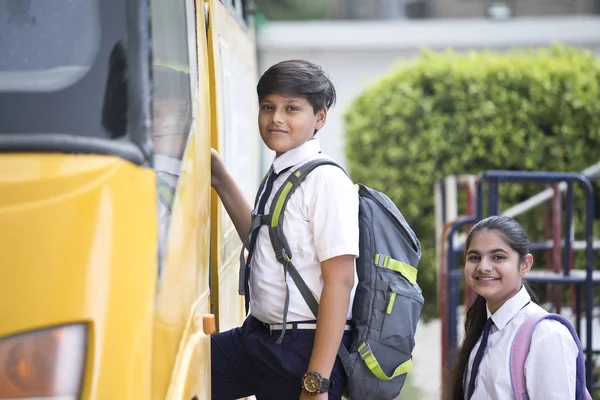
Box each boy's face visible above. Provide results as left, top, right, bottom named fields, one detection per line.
left=258, top=93, right=326, bottom=156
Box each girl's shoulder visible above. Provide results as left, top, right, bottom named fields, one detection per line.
left=517, top=305, right=578, bottom=348
left=507, top=301, right=546, bottom=328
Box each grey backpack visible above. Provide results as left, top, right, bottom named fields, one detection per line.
left=262, top=158, right=424, bottom=400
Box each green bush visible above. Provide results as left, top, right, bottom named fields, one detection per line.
left=344, top=45, right=600, bottom=321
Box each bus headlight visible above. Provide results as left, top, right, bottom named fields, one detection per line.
left=0, top=324, right=86, bottom=399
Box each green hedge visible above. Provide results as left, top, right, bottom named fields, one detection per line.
left=344, top=45, right=600, bottom=321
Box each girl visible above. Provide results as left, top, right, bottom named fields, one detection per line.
left=448, top=215, right=580, bottom=399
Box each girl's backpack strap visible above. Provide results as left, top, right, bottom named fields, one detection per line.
left=509, top=313, right=592, bottom=400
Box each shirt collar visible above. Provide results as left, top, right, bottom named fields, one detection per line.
left=272, top=139, right=321, bottom=174
left=486, top=285, right=531, bottom=331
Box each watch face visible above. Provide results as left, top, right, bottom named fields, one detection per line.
left=303, top=375, right=320, bottom=393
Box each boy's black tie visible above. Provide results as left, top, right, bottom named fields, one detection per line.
left=241, top=167, right=289, bottom=314
left=246, top=168, right=277, bottom=266
left=467, top=317, right=494, bottom=400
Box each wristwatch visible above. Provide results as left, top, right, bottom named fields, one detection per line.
left=301, top=371, right=333, bottom=396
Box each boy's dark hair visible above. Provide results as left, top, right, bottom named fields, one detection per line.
left=257, top=60, right=336, bottom=113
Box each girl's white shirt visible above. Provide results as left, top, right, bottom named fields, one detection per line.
left=465, top=285, right=579, bottom=399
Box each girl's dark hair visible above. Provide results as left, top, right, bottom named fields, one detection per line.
left=256, top=59, right=336, bottom=113
left=446, top=216, right=538, bottom=399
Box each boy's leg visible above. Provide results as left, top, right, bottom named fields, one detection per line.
left=250, top=326, right=352, bottom=400
left=211, top=316, right=259, bottom=400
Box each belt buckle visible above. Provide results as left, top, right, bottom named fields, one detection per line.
left=265, top=322, right=273, bottom=334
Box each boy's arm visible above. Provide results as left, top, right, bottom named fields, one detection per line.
left=305, top=254, right=355, bottom=385
left=303, top=167, right=359, bottom=397
left=211, top=149, right=252, bottom=246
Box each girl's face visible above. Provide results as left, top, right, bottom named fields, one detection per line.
left=464, top=229, right=533, bottom=313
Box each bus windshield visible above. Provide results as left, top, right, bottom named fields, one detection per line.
left=0, top=0, right=130, bottom=140
left=0, top=0, right=99, bottom=92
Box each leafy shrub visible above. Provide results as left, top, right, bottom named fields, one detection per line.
left=344, top=44, right=600, bottom=320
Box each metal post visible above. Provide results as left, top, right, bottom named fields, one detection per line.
left=445, top=176, right=458, bottom=226
left=564, top=183, right=574, bottom=276
left=487, top=179, right=499, bottom=216
left=581, top=177, right=594, bottom=390
left=476, top=180, right=484, bottom=220
left=552, top=184, right=562, bottom=313
left=542, top=191, right=553, bottom=307
left=447, top=226, right=457, bottom=371
left=435, top=181, right=445, bottom=283
left=463, top=176, right=477, bottom=308
left=575, top=285, right=582, bottom=336
left=436, top=180, right=448, bottom=385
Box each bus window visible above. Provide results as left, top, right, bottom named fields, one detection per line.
left=0, top=0, right=133, bottom=143
left=150, top=0, right=194, bottom=269
left=0, top=0, right=99, bottom=92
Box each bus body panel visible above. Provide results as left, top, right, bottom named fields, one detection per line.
left=152, top=2, right=213, bottom=399
left=0, top=154, right=156, bottom=398
left=207, top=0, right=262, bottom=334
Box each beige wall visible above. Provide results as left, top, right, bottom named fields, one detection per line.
left=327, top=0, right=599, bottom=19
left=434, top=0, right=599, bottom=18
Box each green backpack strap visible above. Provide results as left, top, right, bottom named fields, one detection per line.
left=269, top=158, right=349, bottom=269
left=268, top=157, right=353, bottom=370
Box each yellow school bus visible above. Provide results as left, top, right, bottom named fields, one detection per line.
left=0, top=0, right=260, bottom=398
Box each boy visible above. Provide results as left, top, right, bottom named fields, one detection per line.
left=210, top=60, right=358, bottom=400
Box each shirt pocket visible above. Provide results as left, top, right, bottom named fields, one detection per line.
left=283, top=203, right=311, bottom=259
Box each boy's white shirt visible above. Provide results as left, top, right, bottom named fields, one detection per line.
left=249, top=138, right=359, bottom=324
left=465, top=285, right=579, bottom=399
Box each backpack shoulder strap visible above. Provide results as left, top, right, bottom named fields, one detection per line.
left=268, top=158, right=346, bottom=266
left=266, top=157, right=352, bottom=365
left=510, top=313, right=591, bottom=400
